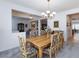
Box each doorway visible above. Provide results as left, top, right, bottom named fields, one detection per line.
left=40, top=19, right=47, bottom=35
left=67, top=13, right=79, bottom=44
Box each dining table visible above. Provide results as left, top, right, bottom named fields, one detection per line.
left=26, top=34, right=51, bottom=58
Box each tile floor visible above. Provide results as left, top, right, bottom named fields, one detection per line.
left=56, top=42, right=79, bottom=58
left=57, top=32, right=79, bottom=58
left=0, top=47, right=21, bottom=58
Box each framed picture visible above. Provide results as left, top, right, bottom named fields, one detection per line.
left=31, top=21, right=36, bottom=29
left=54, top=21, right=59, bottom=28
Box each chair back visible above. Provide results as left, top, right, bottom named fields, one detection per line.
left=50, top=33, right=59, bottom=47
left=29, top=30, right=37, bottom=38
left=18, top=36, right=27, bottom=58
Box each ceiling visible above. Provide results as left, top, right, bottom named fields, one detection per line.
left=7, top=0, right=79, bottom=12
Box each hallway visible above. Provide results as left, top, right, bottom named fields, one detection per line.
left=74, top=32, right=79, bottom=42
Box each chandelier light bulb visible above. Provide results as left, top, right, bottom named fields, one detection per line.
left=29, top=17, right=33, bottom=19
left=52, top=12, right=56, bottom=15
left=45, top=14, right=47, bottom=17
left=50, top=14, right=53, bottom=17
left=46, top=10, right=50, bottom=14
left=41, top=12, right=46, bottom=16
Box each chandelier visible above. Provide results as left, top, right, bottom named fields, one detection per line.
left=41, top=0, right=56, bottom=19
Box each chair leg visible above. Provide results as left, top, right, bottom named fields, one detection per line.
left=54, top=46, right=57, bottom=57
left=49, top=51, right=52, bottom=58
left=53, top=49, right=56, bottom=58
left=37, top=51, right=39, bottom=58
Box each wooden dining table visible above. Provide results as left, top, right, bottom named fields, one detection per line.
left=26, top=34, right=51, bottom=58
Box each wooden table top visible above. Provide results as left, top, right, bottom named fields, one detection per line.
left=26, top=34, right=51, bottom=48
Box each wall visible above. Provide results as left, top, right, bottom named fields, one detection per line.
left=12, top=16, right=31, bottom=32
left=0, top=0, right=40, bottom=52
left=48, top=8, right=79, bottom=41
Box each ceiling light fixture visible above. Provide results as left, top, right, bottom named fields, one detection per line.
left=41, top=0, right=56, bottom=19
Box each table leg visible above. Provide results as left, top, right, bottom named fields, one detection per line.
left=38, top=48, right=42, bottom=58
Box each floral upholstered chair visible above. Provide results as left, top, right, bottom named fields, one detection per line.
left=43, top=33, right=59, bottom=58
left=43, top=32, right=64, bottom=58
left=18, top=36, right=38, bottom=58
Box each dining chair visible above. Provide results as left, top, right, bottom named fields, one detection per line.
left=29, top=30, right=37, bottom=38
left=59, top=32, right=64, bottom=48
left=43, top=31, right=65, bottom=58
left=18, top=36, right=38, bottom=58
left=52, top=33, right=60, bottom=57
left=43, top=33, right=59, bottom=58
left=55, top=33, right=61, bottom=51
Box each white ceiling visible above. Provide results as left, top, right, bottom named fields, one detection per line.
left=7, top=0, right=79, bottom=12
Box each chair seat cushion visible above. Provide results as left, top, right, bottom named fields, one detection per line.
left=43, top=48, right=50, bottom=54
left=26, top=47, right=37, bottom=55
left=43, top=47, right=55, bottom=55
